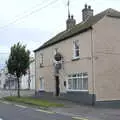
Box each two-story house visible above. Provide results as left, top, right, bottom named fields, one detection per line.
left=34, top=5, right=120, bottom=105
left=0, top=68, right=8, bottom=89
left=2, top=58, right=35, bottom=90
left=20, top=58, right=35, bottom=90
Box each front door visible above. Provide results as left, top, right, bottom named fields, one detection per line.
left=55, top=76, right=60, bottom=96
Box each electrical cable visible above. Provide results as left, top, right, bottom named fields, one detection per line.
left=0, top=0, right=59, bottom=31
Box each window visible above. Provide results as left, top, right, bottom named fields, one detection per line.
left=40, top=53, right=43, bottom=67
left=67, top=72, right=88, bottom=91
left=73, top=40, right=80, bottom=58
left=40, top=77, right=44, bottom=90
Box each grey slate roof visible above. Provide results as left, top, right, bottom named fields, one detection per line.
left=34, top=8, right=120, bottom=52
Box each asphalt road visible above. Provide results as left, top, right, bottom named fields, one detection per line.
left=1, top=90, right=120, bottom=120
left=0, top=102, right=74, bottom=120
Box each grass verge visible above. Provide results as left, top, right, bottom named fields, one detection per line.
left=3, top=96, right=64, bottom=108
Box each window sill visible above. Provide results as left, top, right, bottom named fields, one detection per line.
left=39, top=89, right=44, bottom=91
left=67, top=89, right=88, bottom=92
left=40, top=66, right=44, bottom=68
left=72, top=57, right=80, bottom=61
left=40, top=64, right=44, bottom=68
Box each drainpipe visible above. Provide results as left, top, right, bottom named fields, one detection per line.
left=35, top=52, right=37, bottom=96
left=91, top=28, right=95, bottom=106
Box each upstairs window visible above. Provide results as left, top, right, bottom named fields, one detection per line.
left=40, top=53, right=43, bottom=67
left=73, top=40, right=80, bottom=58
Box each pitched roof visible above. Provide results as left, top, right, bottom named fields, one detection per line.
left=34, top=8, right=120, bottom=52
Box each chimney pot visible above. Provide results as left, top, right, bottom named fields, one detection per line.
left=88, top=5, right=91, bottom=9
left=71, top=15, right=74, bottom=19
left=85, top=4, right=87, bottom=9
left=68, top=14, right=70, bottom=18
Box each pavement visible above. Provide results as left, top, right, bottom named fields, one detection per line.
left=34, top=94, right=120, bottom=120
left=0, top=90, right=120, bottom=120
left=51, top=104, right=120, bottom=120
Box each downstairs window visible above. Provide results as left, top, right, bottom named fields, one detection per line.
left=67, top=72, right=88, bottom=91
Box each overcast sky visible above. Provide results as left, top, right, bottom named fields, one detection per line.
left=0, top=0, right=120, bottom=68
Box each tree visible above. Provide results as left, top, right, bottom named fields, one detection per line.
left=6, top=42, right=30, bottom=98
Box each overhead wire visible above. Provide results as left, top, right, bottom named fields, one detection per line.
left=0, top=0, right=59, bottom=31
left=0, top=0, right=60, bottom=66
left=0, top=52, right=9, bottom=54
left=0, top=0, right=60, bottom=44
left=13, top=0, right=47, bottom=19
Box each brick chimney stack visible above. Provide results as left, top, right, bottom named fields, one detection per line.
left=66, top=15, right=76, bottom=30
left=82, top=4, right=93, bottom=21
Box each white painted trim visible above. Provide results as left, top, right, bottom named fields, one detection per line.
left=73, top=40, right=80, bottom=58
left=39, top=53, right=43, bottom=65
left=39, top=77, right=44, bottom=90
left=67, top=89, right=88, bottom=92
left=39, top=89, right=44, bottom=91
left=67, top=72, right=88, bottom=91
left=72, top=56, right=80, bottom=60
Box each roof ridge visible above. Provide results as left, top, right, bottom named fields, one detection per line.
left=34, top=8, right=120, bottom=52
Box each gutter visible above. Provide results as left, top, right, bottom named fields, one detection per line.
left=34, top=26, right=92, bottom=52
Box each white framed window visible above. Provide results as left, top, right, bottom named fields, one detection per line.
left=67, top=72, right=88, bottom=91
left=73, top=40, right=80, bottom=58
left=40, top=53, right=43, bottom=67
left=40, top=77, right=44, bottom=90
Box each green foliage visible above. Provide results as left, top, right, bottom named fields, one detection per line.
left=6, top=42, right=30, bottom=97
left=7, top=42, right=30, bottom=78
left=4, top=96, right=64, bottom=107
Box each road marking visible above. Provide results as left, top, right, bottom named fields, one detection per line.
left=55, top=111, right=75, bottom=116
left=2, top=101, right=10, bottom=104
left=15, top=104, right=27, bottom=109
left=34, top=109, right=54, bottom=114
left=72, top=117, right=88, bottom=120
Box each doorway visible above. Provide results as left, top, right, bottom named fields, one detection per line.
left=55, top=76, right=60, bottom=96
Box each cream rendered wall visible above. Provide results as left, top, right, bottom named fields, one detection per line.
left=93, top=16, right=120, bottom=101
left=30, top=61, right=35, bottom=90
left=35, top=30, right=93, bottom=94
left=0, top=69, right=7, bottom=89
left=21, top=74, right=28, bottom=89
left=21, top=60, right=35, bottom=90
